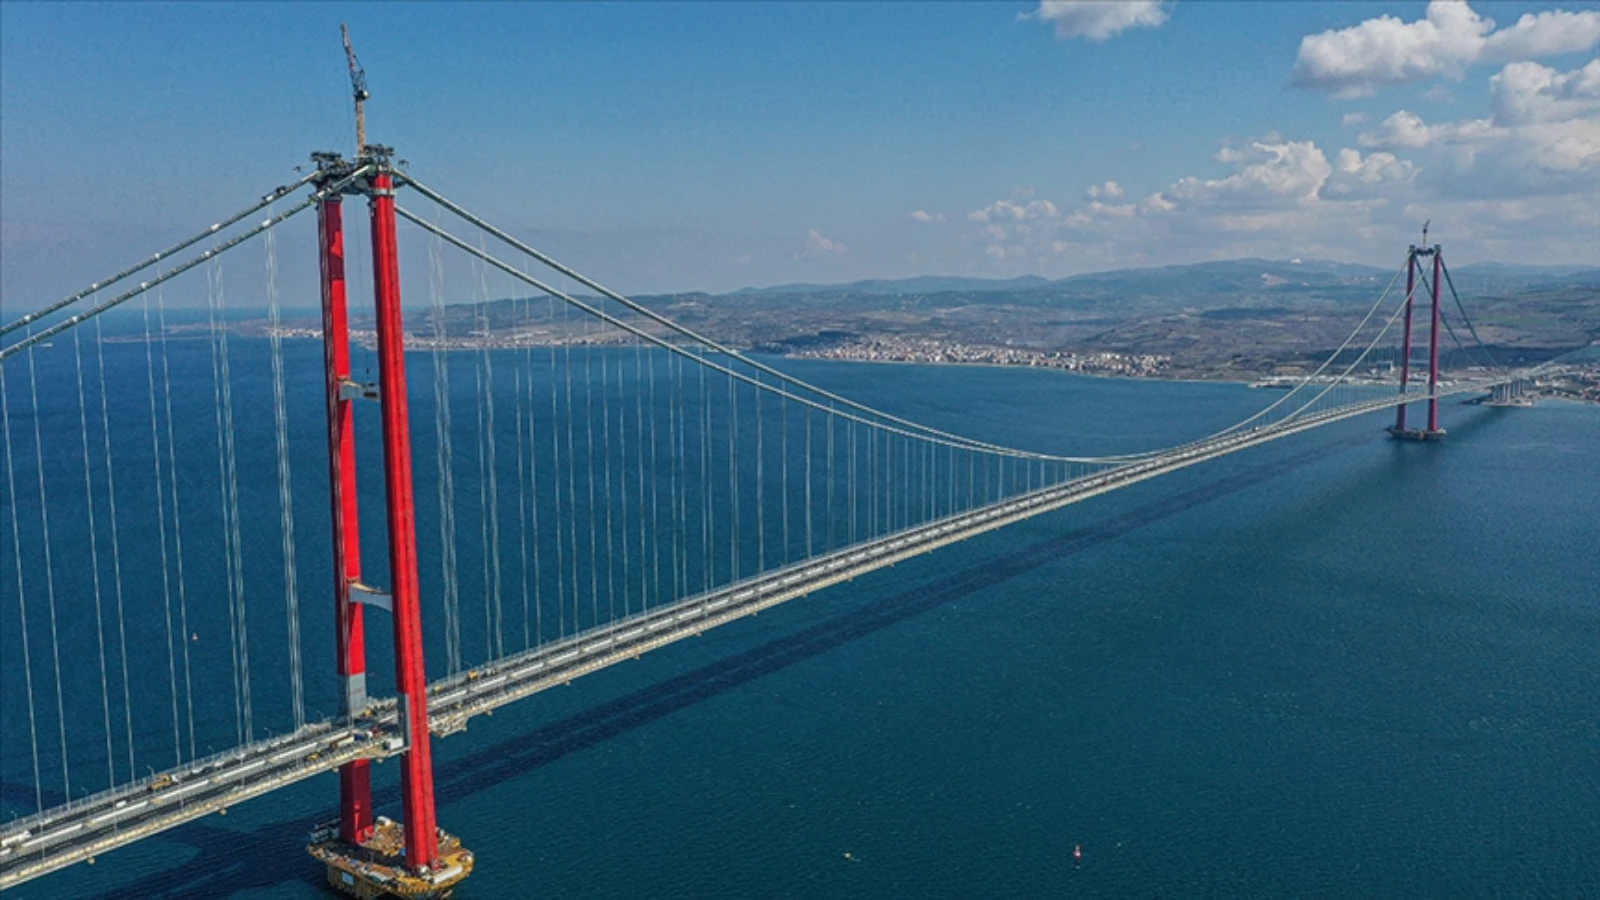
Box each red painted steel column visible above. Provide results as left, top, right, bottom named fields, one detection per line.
left=1395, top=248, right=1416, bottom=432
left=368, top=169, right=441, bottom=869
left=318, top=195, right=374, bottom=844
left=1427, top=247, right=1444, bottom=433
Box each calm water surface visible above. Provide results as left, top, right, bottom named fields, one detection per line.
left=5, top=344, right=1597, bottom=898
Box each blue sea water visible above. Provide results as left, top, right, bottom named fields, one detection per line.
left=2, top=332, right=1597, bottom=898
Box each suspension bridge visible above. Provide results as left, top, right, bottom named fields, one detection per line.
left=0, top=148, right=1541, bottom=896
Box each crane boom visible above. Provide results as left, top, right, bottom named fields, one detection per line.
left=341, top=24, right=369, bottom=156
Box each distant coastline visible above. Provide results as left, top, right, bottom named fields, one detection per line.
left=105, top=317, right=1600, bottom=403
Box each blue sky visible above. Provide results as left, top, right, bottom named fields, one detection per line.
left=3, top=1, right=1598, bottom=301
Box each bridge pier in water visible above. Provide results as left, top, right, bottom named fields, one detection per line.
left=307, top=152, right=473, bottom=898
left=1389, top=244, right=1448, bottom=442
left=1484, top=379, right=1535, bottom=407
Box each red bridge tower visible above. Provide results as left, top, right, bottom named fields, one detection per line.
left=308, top=149, right=473, bottom=899
left=1389, top=243, right=1448, bottom=441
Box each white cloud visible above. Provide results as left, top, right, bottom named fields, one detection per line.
left=1290, top=0, right=1600, bottom=98
left=955, top=61, right=1599, bottom=273
left=796, top=229, right=847, bottom=260
left=968, top=198, right=1060, bottom=222
left=1336, top=148, right=1417, bottom=182
left=1360, top=110, right=1451, bottom=150
left=1161, top=141, right=1333, bottom=209
left=1065, top=200, right=1136, bottom=228
left=1023, top=1, right=1170, bottom=42
left=1341, top=112, right=1369, bottom=127
left=1359, top=61, right=1600, bottom=180
left=1141, top=192, right=1176, bottom=213
left=1481, top=7, right=1600, bottom=59
left=1324, top=148, right=1418, bottom=197
left=961, top=138, right=1399, bottom=265
left=1490, top=59, right=1600, bottom=126
left=1085, top=180, right=1124, bottom=199
left=907, top=209, right=944, bottom=223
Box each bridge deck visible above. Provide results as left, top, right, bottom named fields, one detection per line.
left=0, top=382, right=1507, bottom=889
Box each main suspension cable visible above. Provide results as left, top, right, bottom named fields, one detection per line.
left=399, top=175, right=1081, bottom=460
left=0, top=167, right=371, bottom=363
left=1439, top=261, right=1504, bottom=372
left=394, top=206, right=1113, bottom=463
left=0, top=172, right=319, bottom=338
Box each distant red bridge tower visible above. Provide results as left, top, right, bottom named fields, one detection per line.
left=1390, top=243, right=1448, bottom=441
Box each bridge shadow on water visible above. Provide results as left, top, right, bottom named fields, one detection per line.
left=84, top=430, right=1389, bottom=899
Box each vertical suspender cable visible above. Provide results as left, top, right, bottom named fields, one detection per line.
left=25, top=330, right=72, bottom=799
left=583, top=315, right=600, bottom=629
left=1, top=362, right=45, bottom=809
left=755, top=373, right=765, bottom=572
left=662, top=346, right=679, bottom=602
left=205, top=261, right=242, bottom=743
left=480, top=259, right=504, bottom=660
left=474, top=269, right=491, bottom=658
left=428, top=221, right=463, bottom=676
left=635, top=342, right=649, bottom=610
left=92, top=316, right=136, bottom=779
left=71, top=322, right=118, bottom=788
left=156, top=289, right=197, bottom=760
left=141, top=293, right=183, bottom=766
left=825, top=412, right=835, bottom=551
left=676, top=350, right=690, bottom=598
left=264, top=220, right=306, bottom=730
left=644, top=341, right=660, bottom=609
left=523, top=284, right=545, bottom=648
left=563, top=283, right=581, bottom=632
left=601, top=334, right=618, bottom=621
left=471, top=253, right=500, bottom=661
left=208, top=257, right=253, bottom=744
left=547, top=292, right=568, bottom=639
left=699, top=354, right=711, bottom=591
left=513, top=307, right=532, bottom=650
left=611, top=346, right=628, bottom=615
left=727, top=370, right=739, bottom=581
left=804, top=405, right=813, bottom=559
left=781, top=388, right=790, bottom=564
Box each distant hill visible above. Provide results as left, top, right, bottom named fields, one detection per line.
left=411, top=255, right=1595, bottom=380
left=1043, top=258, right=1390, bottom=296
left=731, top=258, right=1599, bottom=300
left=734, top=275, right=1051, bottom=296
left=1449, top=263, right=1600, bottom=278
left=1444, top=263, right=1600, bottom=294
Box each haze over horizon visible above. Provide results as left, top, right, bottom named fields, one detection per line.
left=3, top=0, right=1599, bottom=303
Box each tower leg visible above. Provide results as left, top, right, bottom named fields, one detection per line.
left=368, top=169, right=442, bottom=871
left=1427, top=247, right=1444, bottom=434
left=1395, top=247, right=1416, bottom=433
left=318, top=195, right=373, bottom=844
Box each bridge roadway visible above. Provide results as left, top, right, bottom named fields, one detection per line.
left=0, top=381, right=1513, bottom=889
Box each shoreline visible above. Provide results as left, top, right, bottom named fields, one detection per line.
left=764, top=352, right=1257, bottom=387
left=102, top=323, right=1600, bottom=403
